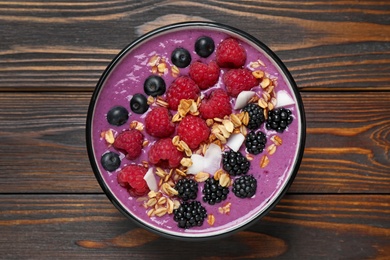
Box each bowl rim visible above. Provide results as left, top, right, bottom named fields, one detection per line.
left=86, top=21, right=306, bottom=240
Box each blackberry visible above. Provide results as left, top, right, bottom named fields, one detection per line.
left=242, top=103, right=265, bottom=130
left=222, top=149, right=250, bottom=176
left=245, top=131, right=267, bottom=155
left=232, top=175, right=257, bottom=198
left=173, top=201, right=207, bottom=229
left=175, top=178, right=198, bottom=201
left=266, top=108, right=293, bottom=133
left=202, top=178, right=229, bottom=205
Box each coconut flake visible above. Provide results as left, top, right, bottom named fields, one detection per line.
left=143, top=168, right=158, bottom=192
left=187, top=144, right=222, bottom=175
left=234, top=91, right=256, bottom=110
left=275, top=90, right=295, bottom=108
left=226, top=133, right=245, bottom=152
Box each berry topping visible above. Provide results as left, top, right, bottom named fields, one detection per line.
left=222, top=149, right=250, bottom=176
left=242, top=103, right=265, bottom=130
left=177, top=115, right=210, bottom=150
left=173, top=201, right=207, bottom=229
left=195, top=36, right=215, bottom=58
left=113, top=129, right=144, bottom=160
left=188, top=61, right=220, bottom=90
left=117, top=165, right=149, bottom=197
left=232, top=175, right=257, bottom=198
left=199, top=89, right=232, bottom=119
left=202, top=178, right=229, bottom=205
left=266, top=108, right=293, bottom=133
left=171, top=47, right=192, bottom=68
left=245, top=131, right=267, bottom=155
left=145, top=107, right=175, bottom=138
left=166, top=76, right=200, bottom=110
left=144, top=75, right=166, bottom=97
left=130, top=93, right=149, bottom=114
left=175, top=178, right=198, bottom=201
left=101, top=151, right=121, bottom=172
left=106, top=106, right=129, bottom=126
left=223, top=68, right=258, bottom=97
left=148, top=138, right=184, bottom=168
left=216, top=38, right=246, bottom=68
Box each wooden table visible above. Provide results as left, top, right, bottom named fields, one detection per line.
left=1, top=1, right=389, bottom=259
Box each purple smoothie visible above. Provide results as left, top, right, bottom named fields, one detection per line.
left=88, top=23, right=304, bottom=238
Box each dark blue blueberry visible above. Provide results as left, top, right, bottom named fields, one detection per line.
left=144, top=75, right=166, bottom=97
left=106, top=106, right=128, bottom=126
left=195, top=36, right=215, bottom=58
left=101, top=152, right=121, bottom=172
left=171, top=47, right=191, bottom=68
left=130, top=93, right=149, bottom=114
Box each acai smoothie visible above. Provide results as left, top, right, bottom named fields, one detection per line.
left=87, top=22, right=305, bottom=239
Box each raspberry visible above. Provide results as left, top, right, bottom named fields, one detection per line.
left=145, top=107, right=175, bottom=138
left=166, top=76, right=200, bottom=110
left=223, top=68, right=258, bottom=97
left=177, top=115, right=210, bottom=150
left=148, top=138, right=184, bottom=168
left=113, top=129, right=143, bottom=160
left=117, top=165, right=149, bottom=197
left=216, top=38, right=246, bottom=68
left=188, top=61, right=220, bottom=90
left=199, top=89, right=232, bottom=119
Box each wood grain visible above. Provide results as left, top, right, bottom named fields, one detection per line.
left=0, top=92, right=389, bottom=193
left=0, top=1, right=389, bottom=91
left=0, top=194, right=388, bottom=259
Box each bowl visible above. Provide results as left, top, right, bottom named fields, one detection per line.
left=86, top=22, right=305, bottom=240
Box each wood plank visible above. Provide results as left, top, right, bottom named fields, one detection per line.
left=0, top=194, right=388, bottom=259
left=0, top=1, right=389, bottom=91
left=0, top=92, right=389, bottom=193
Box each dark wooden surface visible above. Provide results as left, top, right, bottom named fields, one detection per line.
left=0, top=1, right=389, bottom=259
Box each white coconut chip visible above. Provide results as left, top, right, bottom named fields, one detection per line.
left=226, top=133, right=245, bottom=152
left=187, top=144, right=222, bottom=175
left=143, top=167, right=158, bottom=192
left=234, top=91, right=256, bottom=110
left=275, top=90, right=295, bottom=108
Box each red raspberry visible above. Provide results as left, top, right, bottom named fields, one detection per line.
left=199, top=89, right=232, bottom=119
left=188, top=61, right=220, bottom=90
left=117, top=165, right=149, bottom=197
left=223, top=68, right=259, bottom=97
left=177, top=115, right=210, bottom=150
left=113, top=129, right=143, bottom=160
left=166, top=76, right=200, bottom=110
left=145, top=107, right=175, bottom=138
left=148, top=138, right=184, bottom=168
left=216, top=38, right=246, bottom=68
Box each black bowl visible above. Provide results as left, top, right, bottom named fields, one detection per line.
left=86, top=22, right=305, bottom=240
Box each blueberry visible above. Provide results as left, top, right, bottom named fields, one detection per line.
left=130, top=93, right=149, bottom=114
left=106, top=106, right=129, bottom=126
left=171, top=47, right=191, bottom=68
left=101, top=152, right=121, bottom=172
left=195, top=36, right=215, bottom=58
left=144, top=75, right=166, bottom=97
